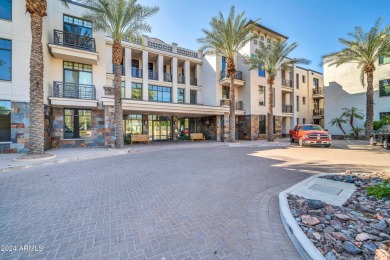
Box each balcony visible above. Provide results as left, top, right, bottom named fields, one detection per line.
left=48, top=30, right=98, bottom=65
left=148, top=70, right=158, bottom=80
left=313, top=108, right=324, bottom=118
left=313, top=87, right=324, bottom=99
left=282, top=105, right=293, bottom=114
left=236, top=101, right=244, bottom=110
left=132, top=67, right=142, bottom=78
left=219, top=70, right=245, bottom=87
left=220, top=99, right=229, bottom=106
left=163, top=73, right=172, bottom=82
left=178, top=74, right=185, bottom=84
left=190, top=77, right=197, bottom=86
left=49, top=81, right=98, bottom=107
left=112, top=64, right=125, bottom=76
left=281, top=78, right=293, bottom=91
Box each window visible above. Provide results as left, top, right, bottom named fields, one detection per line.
left=380, top=112, right=390, bottom=119
left=260, top=36, right=264, bottom=41
left=281, top=70, right=286, bottom=79
left=64, top=109, right=92, bottom=139
left=131, top=59, right=139, bottom=68
left=297, top=118, right=300, bottom=125
left=296, top=96, right=300, bottom=112
left=302, top=97, right=306, bottom=105
left=0, top=0, right=12, bottom=21
left=190, top=90, right=197, bottom=104
left=267, top=38, right=271, bottom=44
left=0, top=39, right=11, bottom=81
left=296, top=73, right=299, bottom=89
left=177, top=88, right=185, bottom=103
left=313, top=78, right=319, bottom=87
left=148, top=85, right=171, bottom=102
left=379, top=56, right=390, bottom=65
left=259, top=115, right=266, bottom=134
left=63, top=61, right=92, bottom=99
left=148, top=62, right=154, bottom=71
left=63, top=15, right=92, bottom=37
left=379, top=79, right=390, bottom=97
left=0, top=100, right=11, bottom=141
left=273, top=87, right=275, bottom=107
left=222, top=56, right=226, bottom=72
left=131, top=82, right=142, bottom=100
left=303, top=118, right=306, bottom=124
left=253, top=39, right=257, bottom=45
left=222, top=86, right=230, bottom=99
left=302, top=75, right=306, bottom=83
left=258, top=64, right=265, bottom=77
left=124, top=114, right=142, bottom=135
left=273, top=116, right=276, bottom=134
left=112, top=81, right=125, bottom=97
left=258, top=86, right=265, bottom=106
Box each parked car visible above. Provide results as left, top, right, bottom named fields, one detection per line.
left=289, top=124, right=332, bottom=147
left=370, top=125, right=390, bottom=150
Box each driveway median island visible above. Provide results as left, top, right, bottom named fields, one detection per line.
left=280, top=172, right=390, bottom=260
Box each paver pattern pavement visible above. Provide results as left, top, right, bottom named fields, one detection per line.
left=0, top=146, right=313, bottom=259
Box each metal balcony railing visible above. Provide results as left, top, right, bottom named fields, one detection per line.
left=148, top=70, right=158, bottom=80
left=236, top=101, right=244, bottom=110
left=313, top=87, right=324, bottom=95
left=178, top=74, right=185, bottom=84
left=112, top=64, right=124, bottom=76
left=282, top=105, right=293, bottom=113
left=131, top=67, right=142, bottom=78
left=282, top=78, right=293, bottom=88
left=220, top=70, right=243, bottom=80
left=163, top=73, right=172, bottom=82
left=190, top=77, right=197, bottom=86
left=313, top=108, right=324, bottom=116
left=53, top=30, right=96, bottom=52
left=52, top=81, right=96, bottom=100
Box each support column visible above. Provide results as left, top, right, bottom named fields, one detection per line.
left=142, top=50, right=148, bottom=101
left=172, top=116, right=179, bottom=140
left=124, top=48, right=132, bottom=99
left=196, top=64, right=202, bottom=87
left=172, top=57, right=178, bottom=103
left=216, top=115, right=222, bottom=142
left=223, top=113, right=229, bottom=142
left=158, top=55, right=164, bottom=82
left=184, top=60, right=190, bottom=103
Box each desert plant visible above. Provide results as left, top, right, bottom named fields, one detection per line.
left=366, top=180, right=390, bottom=199
left=124, top=133, right=131, bottom=144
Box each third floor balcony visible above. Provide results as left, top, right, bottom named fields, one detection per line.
left=313, top=108, right=324, bottom=118
left=281, top=78, right=293, bottom=90
left=282, top=105, right=293, bottom=114
left=219, top=70, right=245, bottom=87
left=313, top=87, right=324, bottom=99
left=49, top=30, right=98, bottom=65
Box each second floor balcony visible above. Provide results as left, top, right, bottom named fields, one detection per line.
left=190, top=77, right=197, bottom=86
left=49, top=30, right=98, bottom=65
left=164, top=73, right=172, bottom=82
left=313, top=87, right=324, bottom=99
left=282, top=105, right=293, bottom=113
left=148, top=70, right=158, bottom=80
left=281, top=78, right=293, bottom=88
left=49, top=81, right=98, bottom=108
left=178, top=74, right=185, bottom=84
left=219, top=70, right=245, bottom=87
left=313, top=108, right=324, bottom=118
left=132, top=67, right=143, bottom=78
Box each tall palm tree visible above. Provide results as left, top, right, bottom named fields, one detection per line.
left=83, top=0, right=159, bottom=148
left=329, top=116, right=348, bottom=135
left=25, top=0, right=68, bottom=155
left=198, top=6, right=256, bottom=142
left=342, top=106, right=364, bottom=129
left=322, top=17, right=390, bottom=139
left=245, top=40, right=310, bottom=141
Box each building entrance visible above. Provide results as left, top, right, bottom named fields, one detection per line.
left=148, top=115, right=172, bottom=140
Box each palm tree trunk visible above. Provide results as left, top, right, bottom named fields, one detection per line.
left=365, top=70, right=374, bottom=139
left=267, top=78, right=274, bottom=142
left=112, top=40, right=124, bottom=148
left=28, top=13, right=45, bottom=154
left=227, top=58, right=235, bottom=142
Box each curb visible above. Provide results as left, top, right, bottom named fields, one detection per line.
left=279, top=174, right=332, bottom=260
left=0, top=150, right=129, bottom=174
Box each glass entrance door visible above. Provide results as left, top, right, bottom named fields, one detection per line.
left=148, top=115, right=172, bottom=141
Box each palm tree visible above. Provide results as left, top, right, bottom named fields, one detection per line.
left=25, top=0, right=68, bottom=155
left=83, top=0, right=159, bottom=148
left=322, top=17, right=390, bottom=139
left=329, top=116, right=348, bottom=135
left=342, top=106, right=364, bottom=129
left=245, top=40, right=310, bottom=141
left=198, top=6, right=256, bottom=142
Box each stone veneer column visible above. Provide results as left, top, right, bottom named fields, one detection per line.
left=142, top=50, right=148, bottom=101
left=142, top=114, right=149, bottom=136
left=216, top=115, right=222, bottom=142
left=172, top=116, right=179, bottom=140
left=104, top=106, right=115, bottom=147
left=223, top=113, right=229, bottom=142
left=124, top=48, right=132, bottom=99
left=184, top=60, right=190, bottom=103
left=251, top=115, right=259, bottom=140
left=172, top=57, right=178, bottom=103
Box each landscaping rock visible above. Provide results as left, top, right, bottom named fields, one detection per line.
left=301, top=215, right=320, bottom=226
left=372, top=220, right=388, bottom=231
left=342, top=241, right=362, bottom=255
left=332, top=232, right=349, bottom=241
left=375, top=249, right=389, bottom=260
left=325, top=251, right=336, bottom=260
left=308, top=199, right=326, bottom=210
left=335, top=213, right=351, bottom=221
left=361, top=241, right=377, bottom=254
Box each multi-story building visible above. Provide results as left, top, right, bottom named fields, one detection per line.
left=0, top=1, right=323, bottom=153
left=324, top=57, right=390, bottom=136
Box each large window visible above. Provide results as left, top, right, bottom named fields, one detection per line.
left=222, top=56, right=226, bottom=71
left=190, top=90, right=197, bottom=104
left=148, top=85, right=171, bottom=102
left=0, top=100, right=11, bottom=142
left=379, top=56, right=390, bottom=65
left=177, top=88, right=185, bottom=103
left=296, top=95, right=300, bottom=112
left=64, top=61, right=92, bottom=84
left=313, top=78, right=319, bottom=87
left=64, top=109, right=92, bottom=139
left=258, top=86, right=265, bottom=106
left=63, top=15, right=92, bottom=37
left=259, top=115, right=266, bottom=134
left=302, top=75, right=306, bottom=83
left=0, top=0, right=12, bottom=21
left=379, top=79, right=390, bottom=97
left=258, top=64, right=265, bottom=77
left=296, top=73, right=299, bottom=89
left=303, top=96, right=306, bottom=105
left=222, top=86, right=230, bottom=99
left=0, top=39, right=11, bottom=81
left=131, top=82, right=142, bottom=100
left=124, top=114, right=142, bottom=135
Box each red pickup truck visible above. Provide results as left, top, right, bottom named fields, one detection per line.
left=289, top=124, right=332, bottom=147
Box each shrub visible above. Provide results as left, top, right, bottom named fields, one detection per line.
left=366, top=180, right=390, bottom=199
left=124, top=133, right=132, bottom=144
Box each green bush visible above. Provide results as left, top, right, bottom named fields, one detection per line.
left=373, top=121, right=384, bottom=131
left=124, top=133, right=132, bottom=144
left=366, top=180, right=390, bottom=199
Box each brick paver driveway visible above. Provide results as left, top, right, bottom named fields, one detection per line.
left=0, top=146, right=310, bottom=259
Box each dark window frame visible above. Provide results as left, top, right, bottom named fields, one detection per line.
left=0, top=38, right=12, bottom=81
left=148, top=85, right=172, bottom=103
left=190, top=90, right=197, bottom=104
left=258, top=85, right=265, bottom=106
left=63, top=14, right=92, bottom=37
left=259, top=115, right=266, bottom=134
left=131, top=82, right=142, bottom=100
left=0, top=0, right=12, bottom=21
left=177, top=88, right=185, bottom=103
left=379, top=79, right=390, bottom=97
left=63, top=108, right=92, bottom=139
left=222, top=86, right=230, bottom=100
left=0, top=100, right=11, bottom=142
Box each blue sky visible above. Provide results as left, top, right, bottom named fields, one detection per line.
left=140, top=0, right=390, bottom=72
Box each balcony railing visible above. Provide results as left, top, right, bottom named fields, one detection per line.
left=313, top=87, right=324, bottom=95
left=220, top=99, right=230, bottom=106
left=52, top=81, right=96, bottom=100
left=282, top=78, right=293, bottom=88
left=53, top=30, right=96, bottom=52
left=190, top=77, right=197, bottom=86
left=132, top=67, right=142, bottom=78
left=236, top=101, right=244, bottom=110
left=148, top=70, right=158, bottom=80
left=282, top=105, right=293, bottom=113
left=163, top=73, right=172, bottom=82
left=220, top=70, right=243, bottom=80
left=313, top=108, right=324, bottom=116
left=112, top=64, right=125, bottom=76
left=178, top=74, right=185, bottom=84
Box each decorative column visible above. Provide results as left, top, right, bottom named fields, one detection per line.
left=142, top=50, right=148, bottom=101
left=124, top=48, right=132, bottom=99
left=196, top=64, right=202, bottom=87
left=158, top=55, right=164, bottom=82
left=172, top=57, right=178, bottom=103
left=184, top=60, right=190, bottom=103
